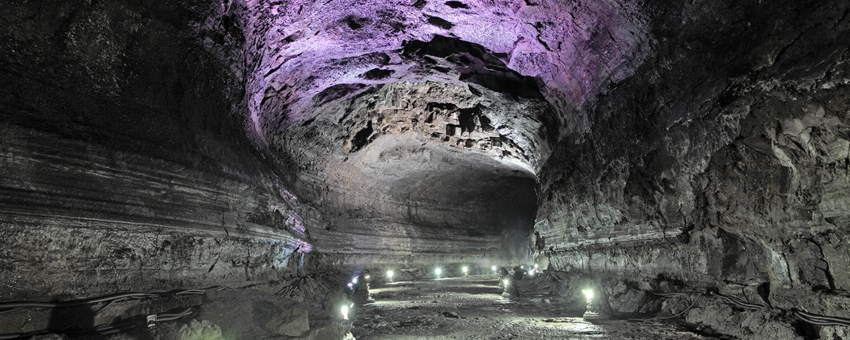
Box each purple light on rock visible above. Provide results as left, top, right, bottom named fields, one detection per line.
left=279, top=187, right=298, bottom=205
left=287, top=210, right=307, bottom=235
left=295, top=239, right=313, bottom=253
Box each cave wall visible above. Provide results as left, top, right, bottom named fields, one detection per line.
left=275, top=80, right=542, bottom=266
left=0, top=0, right=313, bottom=299
left=535, top=0, right=850, bottom=336
left=3, top=2, right=850, bottom=338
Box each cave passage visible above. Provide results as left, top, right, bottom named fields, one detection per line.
left=351, top=275, right=712, bottom=340
left=2, top=0, right=850, bottom=339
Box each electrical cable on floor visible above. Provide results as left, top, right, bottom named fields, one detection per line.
left=628, top=294, right=702, bottom=321
left=651, top=289, right=850, bottom=328
left=0, top=308, right=195, bottom=340
left=707, top=291, right=765, bottom=311
left=0, top=287, right=214, bottom=339
left=653, top=296, right=703, bottom=320
left=0, top=292, right=159, bottom=310
left=651, top=292, right=693, bottom=298
left=0, top=308, right=23, bottom=316
left=150, top=308, right=194, bottom=322
left=0, top=286, right=225, bottom=311
left=59, top=298, right=124, bottom=331
left=793, top=309, right=850, bottom=327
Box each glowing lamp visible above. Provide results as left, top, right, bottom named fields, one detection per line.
left=534, top=264, right=539, bottom=269
left=365, top=275, right=370, bottom=280
left=462, top=266, right=468, bottom=274
left=341, top=305, right=349, bottom=320
left=387, top=270, right=394, bottom=279
left=582, top=288, right=608, bottom=320
left=352, top=277, right=358, bottom=284
left=503, top=279, right=510, bottom=286
left=435, top=268, right=442, bottom=277
left=491, top=266, right=497, bottom=271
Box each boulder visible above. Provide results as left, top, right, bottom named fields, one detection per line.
left=266, top=307, right=310, bottom=337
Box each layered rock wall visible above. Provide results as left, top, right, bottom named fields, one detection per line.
left=0, top=0, right=312, bottom=299
left=535, top=0, right=850, bottom=337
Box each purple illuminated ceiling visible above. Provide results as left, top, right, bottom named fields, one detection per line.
left=229, top=0, right=651, bottom=146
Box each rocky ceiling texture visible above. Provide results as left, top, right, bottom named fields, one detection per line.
left=2, top=0, right=850, bottom=337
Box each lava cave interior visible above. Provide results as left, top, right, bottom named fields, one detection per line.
left=2, top=0, right=850, bottom=339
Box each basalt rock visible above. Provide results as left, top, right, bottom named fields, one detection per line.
left=2, top=0, right=850, bottom=338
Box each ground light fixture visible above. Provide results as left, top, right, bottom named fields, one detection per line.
left=341, top=305, right=349, bottom=320
left=503, top=279, right=510, bottom=286
left=491, top=265, right=497, bottom=272
left=435, top=268, right=442, bottom=278
left=387, top=270, right=394, bottom=280
left=462, top=266, right=468, bottom=275
left=534, top=264, right=538, bottom=269
left=582, top=288, right=608, bottom=320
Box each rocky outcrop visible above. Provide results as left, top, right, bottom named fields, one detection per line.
left=276, top=81, right=542, bottom=265
left=3, top=0, right=850, bottom=338
left=533, top=0, right=850, bottom=338
left=0, top=0, right=311, bottom=299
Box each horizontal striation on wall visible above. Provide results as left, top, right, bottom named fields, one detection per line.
left=0, top=123, right=310, bottom=299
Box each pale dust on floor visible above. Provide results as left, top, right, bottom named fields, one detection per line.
left=350, top=277, right=713, bottom=340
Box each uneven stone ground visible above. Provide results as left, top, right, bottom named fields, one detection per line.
left=351, top=276, right=711, bottom=340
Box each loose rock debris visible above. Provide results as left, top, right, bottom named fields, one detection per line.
left=350, top=277, right=722, bottom=339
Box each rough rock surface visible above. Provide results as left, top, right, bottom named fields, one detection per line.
left=2, top=0, right=850, bottom=339
left=267, top=307, right=310, bottom=336
left=177, top=320, right=225, bottom=340
left=530, top=0, right=850, bottom=337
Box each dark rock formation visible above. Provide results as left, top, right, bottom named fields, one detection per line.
left=2, top=0, right=850, bottom=338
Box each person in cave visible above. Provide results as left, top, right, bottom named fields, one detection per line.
left=352, top=270, right=375, bottom=304
left=498, top=267, right=510, bottom=287
left=512, top=265, right=526, bottom=281
left=498, top=267, right=521, bottom=298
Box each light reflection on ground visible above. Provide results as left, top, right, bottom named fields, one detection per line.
left=352, top=277, right=712, bottom=339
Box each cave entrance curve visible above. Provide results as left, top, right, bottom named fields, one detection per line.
left=275, top=79, right=551, bottom=265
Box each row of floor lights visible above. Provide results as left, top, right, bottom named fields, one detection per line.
left=382, top=265, right=498, bottom=282
left=431, top=266, right=474, bottom=279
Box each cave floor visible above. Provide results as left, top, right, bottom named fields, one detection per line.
left=351, top=277, right=713, bottom=340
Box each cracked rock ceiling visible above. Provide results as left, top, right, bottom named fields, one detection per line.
left=2, top=1, right=850, bottom=330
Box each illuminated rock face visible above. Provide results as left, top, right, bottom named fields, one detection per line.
left=235, top=0, right=652, bottom=265
left=2, top=1, right=850, bottom=336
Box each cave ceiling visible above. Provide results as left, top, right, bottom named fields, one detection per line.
left=219, top=0, right=653, bottom=259
left=4, top=0, right=847, bottom=273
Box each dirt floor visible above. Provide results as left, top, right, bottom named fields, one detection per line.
left=350, top=276, right=717, bottom=340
